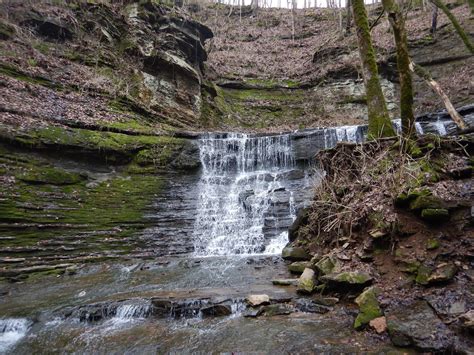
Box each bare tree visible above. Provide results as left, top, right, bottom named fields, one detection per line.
left=352, top=0, right=395, bottom=138
left=382, top=0, right=415, bottom=137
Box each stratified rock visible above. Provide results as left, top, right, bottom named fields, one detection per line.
left=354, top=287, right=383, bottom=329
left=387, top=301, right=453, bottom=352
left=201, top=304, right=232, bottom=317
left=314, top=255, right=339, bottom=276
left=297, top=268, right=317, bottom=294
left=247, top=294, right=270, bottom=307
left=272, top=279, right=298, bottom=286
left=369, top=316, right=387, bottom=334
left=320, top=272, right=373, bottom=290
left=288, top=261, right=309, bottom=274
left=294, top=298, right=331, bottom=313
left=282, top=246, right=311, bottom=261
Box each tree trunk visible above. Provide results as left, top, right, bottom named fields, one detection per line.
left=382, top=0, right=415, bottom=138
left=352, top=0, right=395, bottom=138
left=430, top=3, right=438, bottom=35
left=409, top=60, right=467, bottom=130
left=429, top=0, right=474, bottom=53
left=345, top=0, right=352, bottom=34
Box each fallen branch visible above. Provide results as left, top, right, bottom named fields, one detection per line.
left=408, top=59, right=467, bottom=130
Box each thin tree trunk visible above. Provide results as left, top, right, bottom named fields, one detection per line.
left=346, top=0, right=352, bottom=34
left=382, top=0, right=415, bottom=138
left=409, top=60, right=467, bottom=130
left=430, top=2, right=438, bottom=35
left=352, top=0, right=395, bottom=138
left=429, top=0, right=474, bottom=53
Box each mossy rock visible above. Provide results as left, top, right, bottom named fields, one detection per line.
left=420, top=208, right=449, bottom=223
left=320, top=272, right=373, bottom=290
left=409, top=195, right=445, bottom=211
left=297, top=268, right=317, bottom=294
left=415, top=264, right=432, bottom=285
left=354, top=287, right=383, bottom=329
left=394, top=188, right=431, bottom=208
left=314, top=255, right=339, bottom=277
left=16, top=167, right=84, bottom=185
left=288, top=261, right=309, bottom=274
left=426, top=239, right=440, bottom=250
left=427, top=263, right=457, bottom=284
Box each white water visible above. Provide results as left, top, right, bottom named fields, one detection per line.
left=0, top=318, right=31, bottom=353
left=193, top=133, right=296, bottom=256
left=115, top=303, right=150, bottom=320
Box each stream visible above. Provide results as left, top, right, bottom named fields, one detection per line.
left=0, top=116, right=467, bottom=353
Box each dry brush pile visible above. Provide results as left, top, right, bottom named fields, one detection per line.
left=296, top=134, right=473, bottom=253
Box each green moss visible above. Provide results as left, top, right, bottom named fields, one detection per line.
left=0, top=63, right=59, bottom=89
left=354, top=287, right=383, bottom=329
left=0, top=144, right=164, bottom=261
left=421, top=208, right=449, bottom=222
left=426, top=239, right=440, bottom=250
left=415, top=264, right=432, bottom=285
left=32, top=42, right=52, bottom=55
left=15, top=166, right=84, bottom=185
left=409, top=195, right=444, bottom=211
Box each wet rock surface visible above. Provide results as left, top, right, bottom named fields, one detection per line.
left=386, top=301, right=454, bottom=352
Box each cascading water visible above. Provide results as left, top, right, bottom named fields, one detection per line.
left=0, top=318, right=31, bottom=352
left=193, top=133, right=298, bottom=256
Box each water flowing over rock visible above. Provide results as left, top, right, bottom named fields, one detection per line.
left=193, top=133, right=307, bottom=256
left=0, top=318, right=32, bottom=353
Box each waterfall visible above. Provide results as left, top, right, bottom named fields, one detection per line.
left=193, top=133, right=297, bottom=256
left=0, top=318, right=31, bottom=352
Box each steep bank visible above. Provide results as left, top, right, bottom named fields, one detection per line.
left=285, top=133, right=473, bottom=352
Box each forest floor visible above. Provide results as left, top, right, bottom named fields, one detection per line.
left=196, top=2, right=473, bottom=129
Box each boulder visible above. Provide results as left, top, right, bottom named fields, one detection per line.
left=354, top=287, right=383, bottom=329
left=297, top=268, right=317, bottom=294
left=281, top=246, right=311, bottom=261
left=320, top=272, right=373, bottom=291
left=387, top=301, right=453, bottom=352
left=288, top=261, right=309, bottom=274
left=247, top=294, right=270, bottom=307
left=314, top=255, right=339, bottom=276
